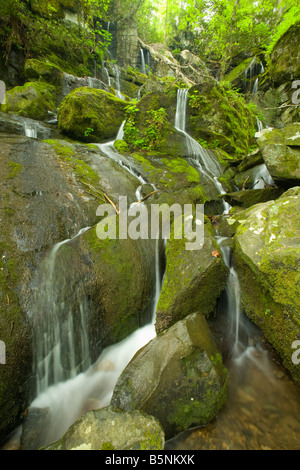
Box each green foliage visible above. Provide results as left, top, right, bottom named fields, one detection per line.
left=123, top=103, right=168, bottom=151
left=0, top=0, right=111, bottom=77
left=84, top=127, right=94, bottom=137
left=266, top=8, right=300, bottom=62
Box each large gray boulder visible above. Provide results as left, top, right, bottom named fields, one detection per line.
left=256, top=124, right=300, bottom=188
left=44, top=407, right=165, bottom=450
left=233, top=187, right=300, bottom=383
left=111, top=312, right=227, bottom=439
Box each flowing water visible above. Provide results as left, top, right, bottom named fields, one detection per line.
left=165, top=90, right=300, bottom=450
left=3, top=89, right=300, bottom=451
left=140, top=48, right=147, bottom=75
left=13, top=123, right=165, bottom=449
left=175, top=88, right=230, bottom=214
left=24, top=121, right=38, bottom=139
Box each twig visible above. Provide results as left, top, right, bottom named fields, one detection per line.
left=133, top=190, right=159, bottom=205
left=242, top=175, right=250, bottom=190
left=103, top=193, right=120, bottom=215
left=81, top=181, right=119, bottom=215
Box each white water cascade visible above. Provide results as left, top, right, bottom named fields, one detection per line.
left=175, top=88, right=231, bottom=213
left=30, top=227, right=92, bottom=396
left=252, top=162, right=275, bottom=189
left=111, top=63, right=125, bottom=100
left=96, top=121, right=149, bottom=197
left=140, top=48, right=146, bottom=75
left=27, top=124, right=164, bottom=448
left=24, top=121, right=38, bottom=139
left=215, top=236, right=243, bottom=357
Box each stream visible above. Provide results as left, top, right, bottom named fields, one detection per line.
left=2, top=88, right=300, bottom=451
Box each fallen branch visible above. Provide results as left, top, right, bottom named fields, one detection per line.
left=103, top=193, right=120, bottom=215
left=242, top=175, right=250, bottom=190
left=81, top=181, right=119, bottom=215
left=133, top=190, right=159, bottom=205
left=262, top=104, right=299, bottom=110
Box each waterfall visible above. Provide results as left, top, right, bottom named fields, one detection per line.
left=111, top=63, right=125, bottom=100
left=175, top=88, right=230, bottom=213
left=252, top=77, right=259, bottom=95
left=140, top=48, right=146, bottom=75
left=96, top=122, right=148, bottom=187
left=252, top=163, right=275, bottom=189
left=30, top=227, right=92, bottom=396
left=26, top=124, right=164, bottom=448
left=216, top=237, right=242, bottom=356
left=24, top=121, right=38, bottom=139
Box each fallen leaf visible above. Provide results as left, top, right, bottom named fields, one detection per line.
left=212, top=249, right=221, bottom=258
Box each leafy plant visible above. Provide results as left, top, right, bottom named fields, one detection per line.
left=84, top=127, right=94, bottom=138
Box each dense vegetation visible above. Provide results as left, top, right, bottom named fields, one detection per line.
left=1, top=0, right=299, bottom=81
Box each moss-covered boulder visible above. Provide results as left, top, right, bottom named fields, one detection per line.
left=262, top=145, right=300, bottom=188
left=233, top=188, right=300, bottom=383
left=58, top=87, right=127, bottom=142
left=267, top=21, right=300, bottom=88
left=256, top=124, right=300, bottom=188
left=24, top=59, right=63, bottom=87
left=255, top=22, right=300, bottom=127
left=111, top=312, right=227, bottom=439
left=224, top=56, right=258, bottom=92
left=44, top=407, right=165, bottom=450
left=155, top=222, right=228, bottom=333
left=2, top=81, right=58, bottom=121
left=187, top=81, right=257, bottom=162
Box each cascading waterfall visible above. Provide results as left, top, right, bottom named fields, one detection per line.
left=27, top=123, right=164, bottom=447
left=30, top=227, right=92, bottom=396
left=215, top=236, right=243, bottom=357
left=252, top=163, right=275, bottom=189
left=24, top=121, right=38, bottom=139
left=111, top=63, right=125, bottom=100
left=174, top=89, right=251, bottom=359
left=96, top=121, right=149, bottom=192
left=140, top=48, right=146, bottom=75
left=175, top=88, right=231, bottom=213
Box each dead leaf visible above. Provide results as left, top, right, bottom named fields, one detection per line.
left=212, top=249, right=221, bottom=258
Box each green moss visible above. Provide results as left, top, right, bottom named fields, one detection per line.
left=233, top=201, right=300, bottom=385
left=99, top=441, right=115, bottom=450
left=188, top=82, right=257, bottom=161
left=140, top=429, right=164, bottom=450
left=2, top=81, right=57, bottom=120
left=7, top=161, right=24, bottom=179
left=43, top=139, right=105, bottom=199
left=58, top=88, right=127, bottom=142
left=114, top=139, right=130, bottom=153
left=24, top=59, right=63, bottom=87
left=3, top=207, right=16, bottom=217
left=224, top=57, right=254, bottom=84
left=43, top=139, right=74, bottom=160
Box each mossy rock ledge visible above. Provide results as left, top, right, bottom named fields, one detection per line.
left=233, top=187, right=300, bottom=383
left=57, top=87, right=127, bottom=142
left=111, top=312, right=227, bottom=439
